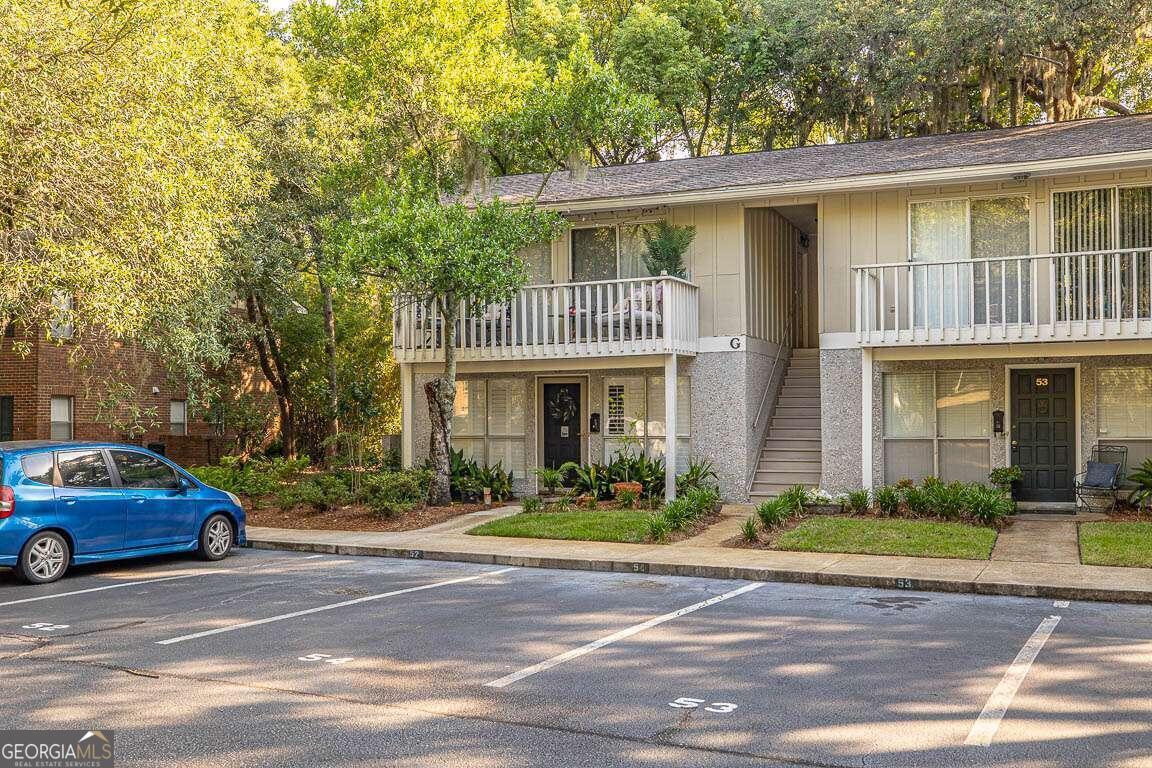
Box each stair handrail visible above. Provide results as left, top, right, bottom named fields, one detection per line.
left=747, top=282, right=808, bottom=495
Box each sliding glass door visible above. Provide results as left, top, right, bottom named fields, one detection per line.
left=910, top=197, right=1030, bottom=329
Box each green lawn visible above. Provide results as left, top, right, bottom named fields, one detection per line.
left=772, top=517, right=997, bottom=560
left=468, top=510, right=651, bottom=543
left=1080, top=522, right=1152, bottom=568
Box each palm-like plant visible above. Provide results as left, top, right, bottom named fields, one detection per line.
left=642, top=221, right=695, bottom=278
left=533, top=466, right=565, bottom=496
left=1128, top=459, right=1152, bottom=513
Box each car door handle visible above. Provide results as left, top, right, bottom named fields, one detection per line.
left=58, top=496, right=76, bottom=504
left=127, top=494, right=146, bottom=502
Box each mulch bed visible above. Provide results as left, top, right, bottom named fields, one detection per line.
left=244, top=499, right=502, bottom=532
left=1102, top=509, right=1152, bottom=523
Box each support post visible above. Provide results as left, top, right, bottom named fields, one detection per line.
left=861, top=348, right=874, bottom=489
left=400, top=363, right=414, bottom=469
left=664, top=353, right=678, bottom=502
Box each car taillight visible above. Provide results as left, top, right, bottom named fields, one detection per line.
left=0, top=486, right=14, bottom=518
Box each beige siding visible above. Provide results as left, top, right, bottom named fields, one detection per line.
left=674, top=203, right=745, bottom=337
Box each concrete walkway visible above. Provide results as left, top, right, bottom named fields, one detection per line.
left=247, top=508, right=1152, bottom=604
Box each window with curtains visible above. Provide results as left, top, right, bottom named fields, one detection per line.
left=1052, top=185, right=1152, bottom=321
left=909, top=198, right=1030, bottom=328
left=603, top=375, right=691, bottom=472
left=570, top=224, right=653, bottom=282
left=883, top=371, right=991, bottom=483
left=451, top=379, right=526, bottom=474
left=1098, top=368, right=1152, bottom=439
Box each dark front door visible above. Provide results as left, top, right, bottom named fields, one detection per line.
left=0, top=396, right=12, bottom=441
left=542, top=382, right=582, bottom=469
left=1011, top=369, right=1075, bottom=502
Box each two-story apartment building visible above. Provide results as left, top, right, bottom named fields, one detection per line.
left=396, top=114, right=1152, bottom=506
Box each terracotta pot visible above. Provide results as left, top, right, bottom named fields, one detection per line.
left=612, top=481, right=643, bottom=497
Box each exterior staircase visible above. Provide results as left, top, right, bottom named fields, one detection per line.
left=749, top=348, right=822, bottom=501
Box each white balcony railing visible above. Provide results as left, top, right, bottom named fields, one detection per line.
left=393, top=276, right=699, bottom=363
left=853, top=248, right=1152, bottom=346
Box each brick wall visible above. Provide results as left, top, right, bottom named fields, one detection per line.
left=0, top=329, right=271, bottom=467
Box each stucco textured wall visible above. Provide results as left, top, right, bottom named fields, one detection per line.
left=820, top=348, right=864, bottom=491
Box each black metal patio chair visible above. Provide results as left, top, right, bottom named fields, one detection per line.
left=1074, top=444, right=1128, bottom=514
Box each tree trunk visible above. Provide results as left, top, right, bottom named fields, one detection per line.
left=426, top=295, right=458, bottom=506
left=318, top=272, right=340, bottom=462
left=246, top=292, right=296, bottom=459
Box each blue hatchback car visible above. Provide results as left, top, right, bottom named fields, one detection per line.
left=0, top=441, right=245, bottom=584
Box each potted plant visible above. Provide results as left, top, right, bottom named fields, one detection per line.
left=989, top=465, right=1023, bottom=503
left=642, top=222, right=695, bottom=278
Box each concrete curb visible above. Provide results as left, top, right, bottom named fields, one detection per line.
left=247, top=538, right=1152, bottom=605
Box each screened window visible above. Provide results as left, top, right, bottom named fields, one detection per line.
left=603, top=375, right=691, bottom=472
left=50, top=396, right=73, bottom=440
left=170, top=400, right=187, bottom=436
left=110, top=450, right=180, bottom=489
left=451, top=379, right=526, bottom=474
left=57, top=449, right=112, bottom=488
left=1098, top=368, right=1152, bottom=439
left=883, top=371, right=991, bottom=483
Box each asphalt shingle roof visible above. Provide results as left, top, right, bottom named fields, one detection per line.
left=472, top=114, right=1152, bottom=207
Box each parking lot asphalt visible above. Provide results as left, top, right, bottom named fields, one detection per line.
left=1, top=549, right=1150, bottom=768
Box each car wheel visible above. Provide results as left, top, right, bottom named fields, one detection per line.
left=16, top=531, right=70, bottom=584
left=198, top=514, right=234, bottom=561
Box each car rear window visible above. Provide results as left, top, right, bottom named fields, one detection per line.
left=21, top=453, right=54, bottom=485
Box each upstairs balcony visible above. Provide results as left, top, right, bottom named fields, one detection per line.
left=853, top=248, right=1152, bottom=346
left=393, top=276, right=699, bottom=364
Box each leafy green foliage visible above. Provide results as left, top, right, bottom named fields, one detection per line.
left=359, top=470, right=433, bottom=516
left=615, top=489, right=639, bottom=509
left=989, top=465, right=1023, bottom=489
left=900, top=485, right=932, bottom=517
left=926, top=481, right=968, bottom=521
left=521, top=496, right=544, bottom=514
left=533, top=466, right=566, bottom=495
left=560, top=461, right=613, bottom=500
left=641, top=222, right=696, bottom=278
left=741, top=516, right=760, bottom=542
left=872, top=485, right=901, bottom=516
left=756, top=498, right=791, bottom=529
left=447, top=449, right=514, bottom=502
left=845, top=489, right=871, bottom=514
left=675, top=458, right=718, bottom=495
left=963, top=484, right=1014, bottom=526
left=778, top=485, right=810, bottom=516
left=1127, top=459, right=1152, bottom=511
left=645, top=512, right=671, bottom=542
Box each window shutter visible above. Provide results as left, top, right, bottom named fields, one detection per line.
left=606, top=377, right=644, bottom=437
left=487, top=379, right=525, bottom=437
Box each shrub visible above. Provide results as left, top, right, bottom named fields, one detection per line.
left=872, top=485, right=900, bottom=516
left=927, top=481, right=968, bottom=520
left=778, top=485, right=809, bottom=516
left=894, top=477, right=916, bottom=490
left=276, top=480, right=329, bottom=512
left=533, top=466, right=565, bottom=496
left=189, top=463, right=280, bottom=497
left=901, top=485, right=932, bottom=517
left=520, top=496, right=543, bottom=514
left=682, top=486, right=720, bottom=517
left=560, top=461, right=612, bottom=499
left=741, top=516, right=759, bottom=542
left=360, top=470, right=432, bottom=515
left=757, top=498, right=791, bottom=529
left=676, top=459, right=719, bottom=495
left=645, top=513, right=670, bottom=542
left=1127, top=458, right=1152, bottom=512
left=615, top=489, right=639, bottom=509
left=545, top=499, right=573, bottom=513
left=582, top=494, right=599, bottom=511
left=662, top=498, right=693, bottom=531
left=845, top=489, right=871, bottom=514
left=965, top=484, right=1014, bottom=526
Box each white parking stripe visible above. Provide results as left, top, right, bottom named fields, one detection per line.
left=485, top=582, right=764, bottom=689
left=965, top=615, right=1061, bottom=747
left=0, top=572, right=229, bottom=608
left=156, top=567, right=517, bottom=645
